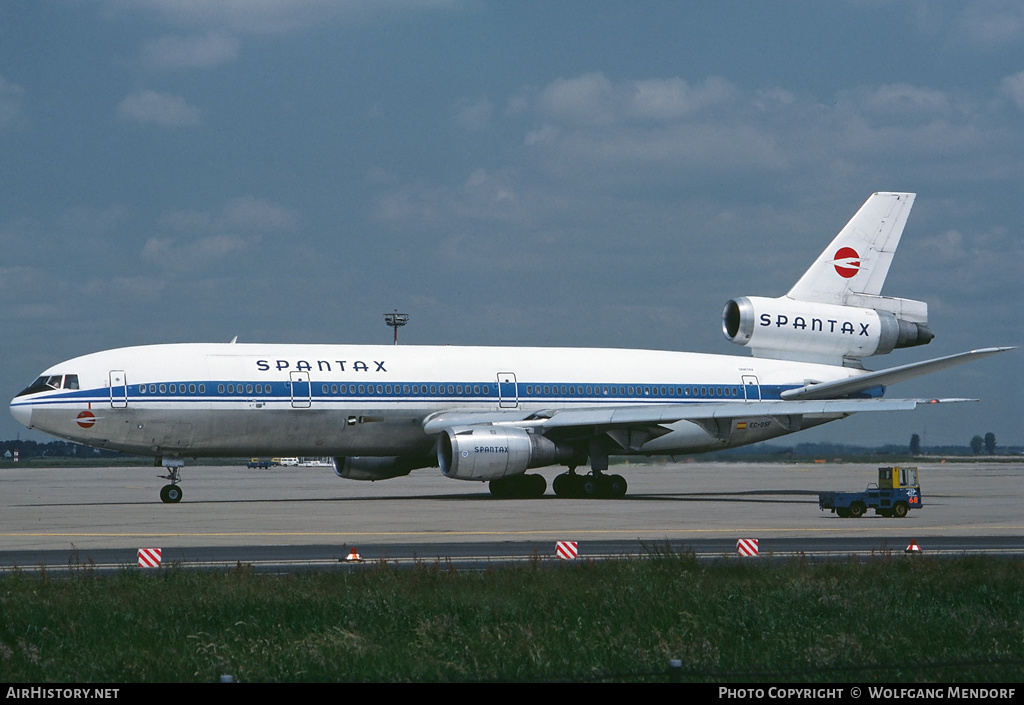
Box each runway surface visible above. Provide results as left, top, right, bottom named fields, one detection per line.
left=1, top=460, right=1021, bottom=571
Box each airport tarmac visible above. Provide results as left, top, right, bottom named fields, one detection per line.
left=1, top=460, right=1021, bottom=570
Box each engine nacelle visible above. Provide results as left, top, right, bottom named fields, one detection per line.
left=723, top=296, right=932, bottom=362
left=438, top=426, right=573, bottom=481
left=333, top=456, right=432, bottom=481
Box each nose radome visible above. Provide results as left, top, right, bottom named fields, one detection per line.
left=10, top=399, right=32, bottom=428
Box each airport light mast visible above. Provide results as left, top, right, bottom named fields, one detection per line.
left=383, top=310, right=409, bottom=345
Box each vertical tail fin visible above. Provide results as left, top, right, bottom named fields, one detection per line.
left=787, top=192, right=916, bottom=305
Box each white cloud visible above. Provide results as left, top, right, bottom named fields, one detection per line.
left=958, top=2, right=1024, bottom=47
left=142, top=233, right=248, bottom=268
left=538, top=72, right=617, bottom=125
left=628, top=77, right=736, bottom=120
left=116, top=90, right=201, bottom=127
left=1000, top=71, right=1024, bottom=111
left=455, top=97, right=493, bottom=131
left=0, top=75, right=25, bottom=130
left=140, top=32, right=240, bottom=69
left=534, top=73, right=739, bottom=126
left=144, top=197, right=297, bottom=272
left=855, top=83, right=953, bottom=121
left=108, top=0, right=456, bottom=36
left=221, top=195, right=298, bottom=230
left=160, top=196, right=297, bottom=232
left=910, top=2, right=1024, bottom=49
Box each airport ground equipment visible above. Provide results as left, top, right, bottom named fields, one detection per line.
left=818, top=466, right=921, bottom=518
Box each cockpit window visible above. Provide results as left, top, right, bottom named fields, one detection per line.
left=16, top=375, right=63, bottom=397
left=63, top=374, right=79, bottom=390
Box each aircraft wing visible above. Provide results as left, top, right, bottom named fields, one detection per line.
left=422, top=397, right=970, bottom=435
left=780, top=347, right=1013, bottom=401
left=422, top=346, right=1013, bottom=436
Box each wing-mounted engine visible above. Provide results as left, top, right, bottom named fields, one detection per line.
left=438, top=426, right=574, bottom=481
left=723, top=296, right=933, bottom=365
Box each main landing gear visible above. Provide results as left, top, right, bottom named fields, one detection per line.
left=552, top=470, right=627, bottom=499
left=157, top=458, right=184, bottom=504
left=487, top=438, right=630, bottom=499
left=487, top=471, right=628, bottom=499
left=550, top=439, right=627, bottom=499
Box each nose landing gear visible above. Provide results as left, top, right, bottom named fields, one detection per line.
left=157, top=458, right=184, bottom=504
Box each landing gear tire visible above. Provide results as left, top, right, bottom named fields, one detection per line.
left=552, top=473, right=575, bottom=498
left=160, top=484, right=182, bottom=504
left=553, top=471, right=627, bottom=499
left=605, top=474, right=628, bottom=498
left=489, top=474, right=546, bottom=499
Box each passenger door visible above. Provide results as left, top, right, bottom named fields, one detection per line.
left=109, top=370, right=128, bottom=408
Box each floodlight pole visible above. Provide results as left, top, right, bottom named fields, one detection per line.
left=383, top=310, right=409, bottom=345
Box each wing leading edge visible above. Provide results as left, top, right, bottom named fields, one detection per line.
left=422, top=397, right=969, bottom=435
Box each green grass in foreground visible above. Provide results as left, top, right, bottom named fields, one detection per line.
left=1, top=554, right=1022, bottom=682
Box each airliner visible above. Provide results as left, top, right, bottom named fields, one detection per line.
left=10, top=193, right=1010, bottom=503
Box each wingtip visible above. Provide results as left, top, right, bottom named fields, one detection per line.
left=970, top=346, right=1015, bottom=355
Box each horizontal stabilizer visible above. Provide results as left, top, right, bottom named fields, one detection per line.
left=780, top=347, right=1014, bottom=400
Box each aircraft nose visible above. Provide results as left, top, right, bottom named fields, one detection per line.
left=10, top=399, right=32, bottom=429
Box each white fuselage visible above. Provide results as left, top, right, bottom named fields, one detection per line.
left=10, top=342, right=863, bottom=460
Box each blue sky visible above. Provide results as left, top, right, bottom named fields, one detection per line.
left=2, top=1, right=1021, bottom=448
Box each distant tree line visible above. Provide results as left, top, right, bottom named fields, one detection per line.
left=968, top=432, right=998, bottom=455
left=912, top=432, right=999, bottom=456
left=0, top=439, right=122, bottom=459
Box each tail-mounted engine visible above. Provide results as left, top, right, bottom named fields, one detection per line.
left=438, top=426, right=574, bottom=481
left=723, top=296, right=933, bottom=364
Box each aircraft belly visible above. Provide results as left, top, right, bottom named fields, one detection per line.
left=123, top=406, right=431, bottom=456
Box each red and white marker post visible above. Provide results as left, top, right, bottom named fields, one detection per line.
left=555, top=541, right=578, bottom=560
left=137, top=548, right=162, bottom=568
left=736, top=539, right=759, bottom=557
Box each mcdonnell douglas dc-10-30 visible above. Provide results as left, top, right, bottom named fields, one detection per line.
left=10, top=193, right=1010, bottom=502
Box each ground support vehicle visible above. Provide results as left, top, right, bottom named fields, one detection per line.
left=819, top=466, right=921, bottom=518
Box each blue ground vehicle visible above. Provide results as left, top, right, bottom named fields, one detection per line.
left=819, top=466, right=921, bottom=518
